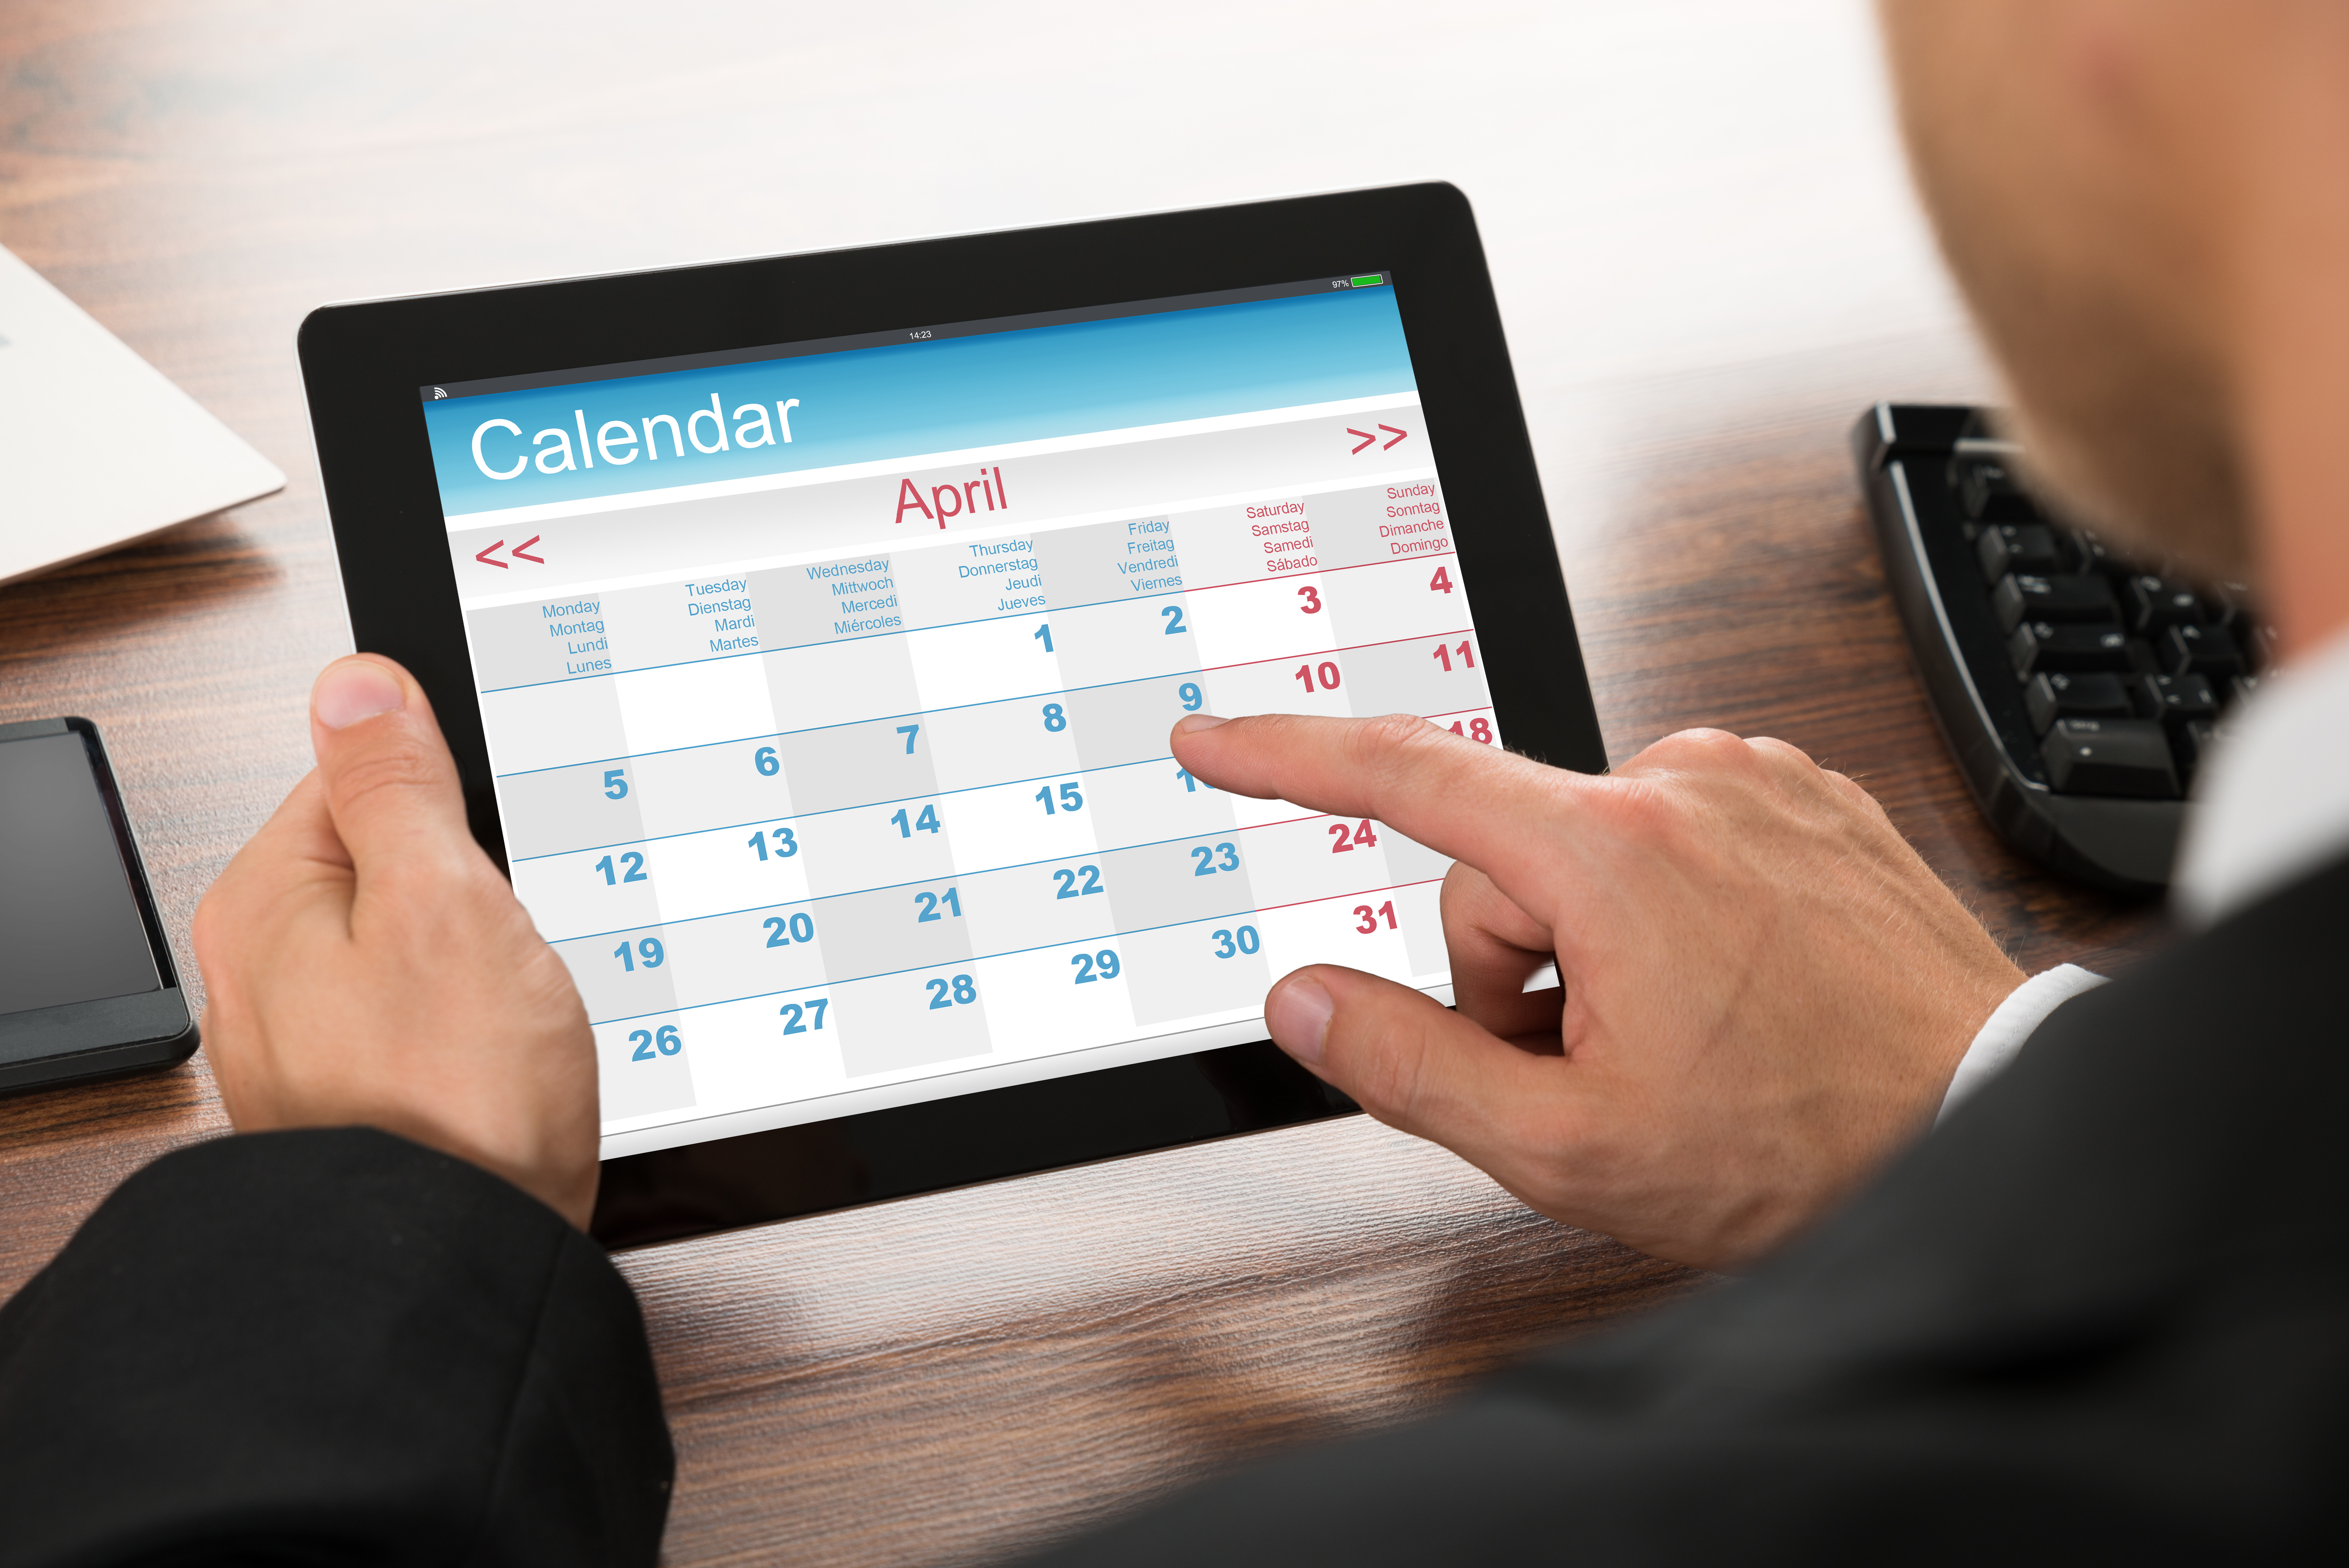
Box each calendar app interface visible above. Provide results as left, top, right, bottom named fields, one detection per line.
left=421, top=275, right=1500, bottom=1157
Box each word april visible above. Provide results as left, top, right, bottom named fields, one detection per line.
left=896, top=467, right=1010, bottom=529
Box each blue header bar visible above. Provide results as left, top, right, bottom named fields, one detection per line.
left=423, top=287, right=1416, bottom=517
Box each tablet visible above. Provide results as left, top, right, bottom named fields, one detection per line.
left=299, top=182, right=1605, bottom=1246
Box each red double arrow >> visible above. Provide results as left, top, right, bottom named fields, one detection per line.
left=474, top=535, right=545, bottom=569
left=1346, top=423, right=1410, bottom=455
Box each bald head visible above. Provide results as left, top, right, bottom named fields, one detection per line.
left=1879, top=1, right=2349, bottom=609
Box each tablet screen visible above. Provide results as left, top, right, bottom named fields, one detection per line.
left=420, top=275, right=1497, bottom=1157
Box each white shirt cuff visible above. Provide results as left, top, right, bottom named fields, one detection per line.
left=1936, top=963, right=2109, bottom=1125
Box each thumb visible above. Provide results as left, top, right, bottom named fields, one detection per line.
left=1265, top=964, right=1556, bottom=1173
left=308, top=655, right=476, bottom=877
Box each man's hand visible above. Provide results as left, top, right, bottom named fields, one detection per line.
left=1174, top=713, right=2024, bottom=1272
left=193, top=656, right=599, bottom=1227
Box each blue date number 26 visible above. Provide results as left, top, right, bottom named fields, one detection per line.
left=628, top=1024, right=682, bottom=1061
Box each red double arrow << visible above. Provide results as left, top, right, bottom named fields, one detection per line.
left=474, top=535, right=545, bottom=569
left=1346, top=423, right=1410, bottom=455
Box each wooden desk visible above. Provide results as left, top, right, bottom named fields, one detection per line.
left=0, top=4, right=2167, bottom=1563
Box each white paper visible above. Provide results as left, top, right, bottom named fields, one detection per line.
left=0, top=244, right=284, bottom=585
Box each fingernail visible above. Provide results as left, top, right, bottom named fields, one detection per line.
left=314, top=660, right=406, bottom=729
left=1174, top=713, right=1228, bottom=735
left=1265, top=974, right=1335, bottom=1065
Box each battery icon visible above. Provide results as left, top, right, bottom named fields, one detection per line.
left=1349, top=274, right=1385, bottom=288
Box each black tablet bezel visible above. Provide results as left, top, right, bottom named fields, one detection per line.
left=298, top=181, right=1605, bottom=1247
left=0, top=717, right=199, bottom=1095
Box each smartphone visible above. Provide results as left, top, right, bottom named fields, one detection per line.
left=0, top=717, right=198, bottom=1092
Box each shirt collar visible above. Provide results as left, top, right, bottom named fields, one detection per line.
left=2172, top=623, right=2349, bottom=927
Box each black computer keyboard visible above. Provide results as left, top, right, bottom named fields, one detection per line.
left=1851, top=403, right=2268, bottom=894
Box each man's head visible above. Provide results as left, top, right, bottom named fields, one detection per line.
left=1878, top=0, right=2349, bottom=597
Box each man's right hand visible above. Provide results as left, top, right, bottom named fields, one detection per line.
left=1172, top=713, right=2025, bottom=1272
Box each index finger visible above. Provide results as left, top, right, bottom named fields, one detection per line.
left=1170, top=712, right=1587, bottom=877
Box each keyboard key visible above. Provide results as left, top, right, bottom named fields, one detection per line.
left=2040, top=718, right=2181, bottom=799
left=1954, top=459, right=2039, bottom=522
left=1991, top=572, right=2119, bottom=633
left=2132, top=672, right=2219, bottom=727
left=2008, top=621, right=2143, bottom=680
left=2205, top=581, right=2253, bottom=630
left=2064, top=527, right=2131, bottom=580
left=1978, top=523, right=2067, bottom=583
left=2175, top=717, right=2221, bottom=776
left=2229, top=672, right=2262, bottom=709
left=2245, top=619, right=2276, bottom=673
left=2024, top=670, right=2133, bottom=736
left=2163, top=622, right=2243, bottom=678
left=2123, top=574, right=2203, bottom=633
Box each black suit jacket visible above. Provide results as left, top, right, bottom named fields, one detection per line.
left=6, top=855, right=2345, bottom=1565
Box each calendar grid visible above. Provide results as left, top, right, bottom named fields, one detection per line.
left=458, top=443, right=1489, bottom=1141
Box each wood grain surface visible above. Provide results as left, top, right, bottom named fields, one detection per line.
left=0, top=4, right=2168, bottom=1564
